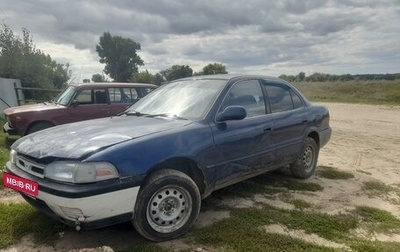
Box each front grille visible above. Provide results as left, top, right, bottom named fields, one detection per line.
left=15, top=154, right=45, bottom=178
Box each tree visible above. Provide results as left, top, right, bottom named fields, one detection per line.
left=131, top=70, right=153, bottom=83
left=162, top=65, right=193, bottom=81
left=91, top=73, right=106, bottom=82
left=297, top=72, right=306, bottom=82
left=201, top=63, right=228, bottom=75
left=0, top=23, right=70, bottom=99
left=96, top=32, right=144, bottom=82
left=153, top=73, right=165, bottom=86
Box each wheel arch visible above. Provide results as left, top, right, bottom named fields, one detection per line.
left=142, top=157, right=207, bottom=197
left=307, top=130, right=320, bottom=147
left=25, top=120, right=55, bottom=135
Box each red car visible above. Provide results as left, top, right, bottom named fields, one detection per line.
left=3, top=82, right=157, bottom=135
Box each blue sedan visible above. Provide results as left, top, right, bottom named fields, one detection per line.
left=3, top=74, right=331, bottom=241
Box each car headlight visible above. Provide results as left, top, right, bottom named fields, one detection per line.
left=44, top=161, right=119, bottom=183
left=9, top=149, right=17, bottom=164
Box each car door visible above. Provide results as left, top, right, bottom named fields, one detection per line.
left=107, top=87, right=134, bottom=116
left=262, top=81, right=310, bottom=165
left=210, top=79, right=275, bottom=189
left=66, top=88, right=111, bottom=123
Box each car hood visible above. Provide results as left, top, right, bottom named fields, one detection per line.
left=13, top=116, right=192, bottom=160
left=4, top=102, right=63, bottom=115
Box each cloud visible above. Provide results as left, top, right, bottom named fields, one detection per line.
left=1, top=0, right=399, bottom=80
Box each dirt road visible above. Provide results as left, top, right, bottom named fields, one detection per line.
left=2, top=102, right=400, bottom=251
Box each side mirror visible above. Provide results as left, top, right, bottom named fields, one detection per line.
left=216, top=106, right=247, bottom=122
left=71, top=100, right=79, bottom=106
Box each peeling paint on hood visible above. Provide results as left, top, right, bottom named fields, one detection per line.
left=13, top=116, right=191, bottom=160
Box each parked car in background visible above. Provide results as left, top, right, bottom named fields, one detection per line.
left=3, top=75, right=331, bottom=241
left=3, top=82, right=157, bottom=135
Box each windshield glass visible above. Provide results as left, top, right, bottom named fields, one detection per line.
left=126, top=79, right=227, bottom=120
left=56, top=86, right=76, bottom=106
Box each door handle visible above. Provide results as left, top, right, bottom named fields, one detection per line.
left=263, top=126, right=272, bottom=132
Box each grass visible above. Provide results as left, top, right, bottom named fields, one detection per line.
left=362, top=181, right=393, bottom=194
left=283, top=198, right=313, bottom=209
left=0, top=203, right=67, bottom=249
left=355, top=206, right=400, bottom=232
left=317, top=166, right=355, bottom=180
left=293, top=79, right=400, bottom=105
left=192, top=203, right=400, bottom=251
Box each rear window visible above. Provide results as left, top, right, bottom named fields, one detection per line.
left=264, top=84, right=293, bottom=113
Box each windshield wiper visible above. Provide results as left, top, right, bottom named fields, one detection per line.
left=145, top=113, right=188, bottom=120
left=123, top=111, right=148, bottom=116
left=123, top=111, right=187, bottom=120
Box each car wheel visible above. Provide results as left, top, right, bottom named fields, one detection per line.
left=290, top=137, right=319, bottom=179
left=133, top=169, right=201, bottom=241
left=27, top=122, right=54, bottom=135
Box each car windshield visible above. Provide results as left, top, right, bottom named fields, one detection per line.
left=55, top=86, right=76, bottom=106
left=126, top=79, right=227, bottom=120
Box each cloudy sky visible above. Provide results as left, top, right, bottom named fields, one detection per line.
left=1, top=0, right=399, bottom=82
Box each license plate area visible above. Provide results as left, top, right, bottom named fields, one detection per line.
left=2, top=172, right=39, bottom=197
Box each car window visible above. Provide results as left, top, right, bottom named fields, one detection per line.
left=122, top=88, right=139, bottom=102
left=220, top=80, right=266, bottom=118
left=56, top=86, right=76, bottom=106
left=108, top=88, right=122, bottom=103
left=291, top=90, right=303, bottom=109
left=264, top=84, right=294, bottom=113
left=140, top=87, right=154, bottom=96
left=75, top=89, right=107, bottom=105
left=129, top=79, right=226, bottom=120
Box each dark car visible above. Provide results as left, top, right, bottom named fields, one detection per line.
left=3, top=75, right=331, bottom=241
left=3, top=82, right=157, bottom=135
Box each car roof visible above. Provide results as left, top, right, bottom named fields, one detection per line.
left=172, top=74, right=285, bottom=83
left=69, top=82, right=158, bottom=88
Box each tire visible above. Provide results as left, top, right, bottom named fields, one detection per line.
left=290, top=137, right=319, bottom=179
left=132, top=169, right=201, bottom=241
left=27, top=122, right=54, bottom=135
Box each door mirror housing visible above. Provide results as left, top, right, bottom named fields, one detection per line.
left=216, top=106, right=247, bottom=122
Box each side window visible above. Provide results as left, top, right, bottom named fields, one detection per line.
left=291, top=90, right=303, bottom=109
left=93, top=89, right=108, bottom=104
left=108, top=88, right=122, bottom=103
left=122, top=88, right=139, bottom=102
left=220, top=80, right=266, bottom=118
left=139, top=87, right=154, bottom=97
left=74, top=89, right=93, bottom=104
left=264, top=84, right=293, bottom=113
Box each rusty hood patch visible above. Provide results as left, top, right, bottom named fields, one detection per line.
left=12, top=116, right=191, bottom=160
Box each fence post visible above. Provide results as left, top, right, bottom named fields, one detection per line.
left=14, top=82, right=21, bottom=106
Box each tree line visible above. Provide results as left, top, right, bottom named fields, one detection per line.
left=1, top=23, right=399, bottom=99
left=279, top=72, right=400, bottom=82
left=0, top=24, right=70, bottom=100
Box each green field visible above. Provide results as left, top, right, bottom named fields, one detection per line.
left=293, top=80, right=400, bottom=105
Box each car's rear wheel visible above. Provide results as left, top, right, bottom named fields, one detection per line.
left=27, top=121, right=54, bottom=135
left=290, top=137, right=319, bottom=179
left=133, top=169, right=201, bottom=241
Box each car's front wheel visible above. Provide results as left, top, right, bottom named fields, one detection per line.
left=290, top=137, right=319, bottom=179
left=132, top=169, right=201, bottom=241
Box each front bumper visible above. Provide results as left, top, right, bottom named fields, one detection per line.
left=3, top=122, right=17, bottom=135
left=4, top=161, right=144, bottom=229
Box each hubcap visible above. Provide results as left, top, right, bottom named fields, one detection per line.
left=303, top=146, right=314, bottom=172
left=147, top=186, right=192, bottom=233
